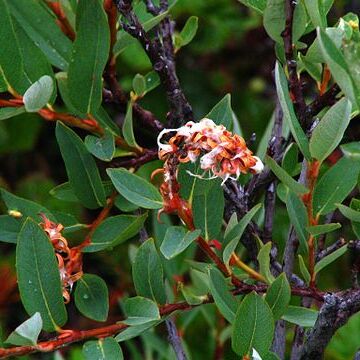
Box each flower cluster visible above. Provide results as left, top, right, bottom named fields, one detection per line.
left=40, top=214, right=82, bottom=303
left=157, top=118, right=264, bottom=184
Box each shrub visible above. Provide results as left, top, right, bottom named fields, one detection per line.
left=0, top=0, right=360, bottom=359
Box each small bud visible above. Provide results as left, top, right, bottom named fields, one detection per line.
left=8, top=209, right=22, bottom=218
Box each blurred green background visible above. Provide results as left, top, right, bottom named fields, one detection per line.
left=1, top=0, right=360, bottom=359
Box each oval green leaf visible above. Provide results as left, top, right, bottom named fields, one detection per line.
left=16, top=219, right=67, bottom=331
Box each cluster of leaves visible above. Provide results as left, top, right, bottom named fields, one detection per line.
left=0, top=0, right=360, bottom=359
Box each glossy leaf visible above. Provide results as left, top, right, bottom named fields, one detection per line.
left=0, top=0, right=25, bottom=93
left=83, top=337, right=123, bottom=360
left=282, top=306, right=318, bottom=327
left=123, top=297, right=160, bottom=325
left=304, top=0, right=327, bottom=29
left=286, top=191, right=309, bottom=253
left=282, top=143, right=300, bottom=176
left=237, top=0, right=266, bottom=13
left=317, top=28, right=359, bottom=108
left=5, top=312, right=42, bottom=346
left=132, top=74, right=146, bottom=97
left=16, top=219, right=67, bottom=331
left=0, top=215, right=21, bottom=244
left=68, top=0, right=110, bottom=114
left=176, top=16, right=198, bottom=49
left=337, top=203, right=360, bottom=222
left=23, top=75, right=54, bottom=112
left=85, top=131, right=115, bottom=162
left=265, top=156, right=308, bottom=195
left=313, top=157, right=360, bottom=215
left=1, top=188, right=56, bottom=222
left=257, top=242, right=275, bottom=284
left=306, top=223, right=341, bottom=236
left=314, top=245, right=348, bottom=275
left=0, top=107, right=26, bottom=121
left=8, top=0, right=72, bottom=70
left=160, top=226, right=200, bottom=260
left=115, top=320, right=161, bottom=342
left=192, top=179, right=224, bottom=240
left=265, top=273, right=291, bottom=320
left=74, top=274, right=109, bottom=322
left=132, top=238, right=166, bottom=304
left=205, top=94, right=233, bottom=128
left=232, top=292, right=274, bottom=356
left=208, top=268, right=237, bottom=323
left=275, top=62, right=310, bottom=159
left=341, top=142, right=360, bottom=160
left=264, top=0, right=307, bottom=43
left=122, top=102, right=139, bottom=149
left=55, top=122, right=106, bottom=209
left=310, top=98, right=352, bottom=162
left=107, top=168, right=163, bottom=209
left=223, top=204, right=262, bottom=266
left=298, top=255, right=311, bottom=284
left=83, top=214, right=147, bottom=253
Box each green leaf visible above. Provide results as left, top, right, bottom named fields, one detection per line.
left=55, top=122, right=106, bottom=209
left=176, top=16, right=198, bottom=49
left=5, top=312, right=42, bottom=346
left=0, top=107, right=26, bottom=120
left=160, top=226, right=200, bottom=260
left=85, top=131, right=115, bottom=162
left=275, top=63, right=310, bottom=159
left=264, top=0, right=307, bottom=43
left=0, top=215, right=21, bottom=243
left=232, top=292, right=274, bottom=356
left=341, top=142, right=360, bottom=160
left=317, top=28, right=359, bottom=108
left=304, top=0, right=327, bottom=29
left=306, top=223, right=341, bottom=236
left=298, top=254, right=311, bottom=284
left=16, top=219, right=67, bottom=331
left=122, top=102, right=139, bottom=149
left=68, top=0, right=110, bottom=114
left=0, top=0, right=25, bottom=93
left=237, top=0, right=266, bottom=13
left=337, top=203, right=360, bottom=222
left=282, top=143, right=300, bottom=176
left=309, top=98, right=352, bottom=162
left=8, top=0, right=72, bottom=70
left=115, top=320, right=160, bottom=342
left=83, top=214, right=147, bottom=253
left=314, top=245, right=348, bottom=275
left=282, top=306, right=318, bottom=327
left=83, top=337, right=123, bottom=360
left=286, top=191, right=309, bottom=254
left=107, top=168, right=163, bottom=209
left=208, top=268, right=238, bottom=323
left=205, top=94, right=233, bottom=129
left=1, top=188, right=56, bottom=222
left=192, top=179, right=224, bottom=240
left=313, top=157, right=360, bottom=215
left=265, top=156, right=308, bottom=195
left=132, top=74, right=146, bottom=97
left=23, top=75, right=54, bottom=112
left=49, top=182, right=79, bottom=202
left=124, top=297, right=160, bottom=325
left=14, top=17, right=54, bottom=86
left=223, top=204, right=262, bottom=266
left=132, top=238, right=166, bottom=304
left=265, top=273, right=291, bottom=320
left=143, top=71, right=160, bottom=95
left=74, top=274, right=109, bottom=322
left=257, top=242, right=275, bottom=284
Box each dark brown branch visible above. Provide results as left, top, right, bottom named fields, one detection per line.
left=109, top=148, right=158, bottom=169
left=281, top=0, right=306, bottom=123
left=113, top=0, right=193, bottom=127
left=316, top=239, right=346, bottom=262
left=300, top=290, right=360, bottom=359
